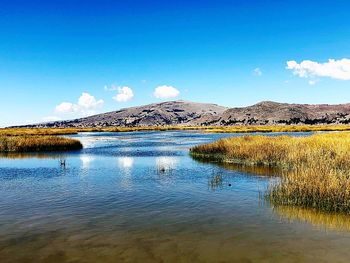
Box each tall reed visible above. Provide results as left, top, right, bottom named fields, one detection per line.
left=190, top=133, right=350, bottom=213
left=0, top=136, right=82, bottom=152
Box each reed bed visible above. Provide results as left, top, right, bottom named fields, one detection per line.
left=3, top=124, right=350, bottom=136
left=0, top=136, right=83, bottom=152
left=0, top=128, right=79, bottom=136
left=190, top=133, right=350, bottom=213
left=203, top=124, right=350, bottom=133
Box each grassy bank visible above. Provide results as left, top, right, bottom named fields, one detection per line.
left=202, top=124, right=350, bottom=133
left=3, top=124, right=350, bottom=136
left=190, top=133, right=350, bottom=213
left=0, top=136, right=83, bottom=152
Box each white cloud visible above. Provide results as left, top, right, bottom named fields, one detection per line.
left=286, top=59, right=350, bottom=80
left=153, top=85, right=180, bottom=99
left=55, top=102, right=76, bottom=113
left=113, top=86, right=134, bottom=102
left=253, top=68, right=262, bottom=76
left=55, top=92, right=104, bottom=116
left=42, top=116, right=62, bottom=122
left=78, top=92, right=104, bottom=110
left=104, top=85, right=119, bottom=91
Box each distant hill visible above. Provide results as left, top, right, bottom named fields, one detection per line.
left=16, top=100, right=350, bottom=128
left=219, top=101, right=350, bottom=125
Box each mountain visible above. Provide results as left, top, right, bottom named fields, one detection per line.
left=17, top=100, right=350, bottom=128
left=23, top=100, right=228, bottom=128
left=219, top=101, right=350, bottom=125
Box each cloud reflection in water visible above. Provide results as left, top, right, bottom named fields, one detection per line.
left=117, top=157, right=135, bottom=188
left=155, top=157, right=178, bottom=174
left=80, top=155, right=95, bottom=170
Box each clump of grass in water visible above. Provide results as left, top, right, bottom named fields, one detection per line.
left=190, top=132, right=350, bottom=213
left=0, top=135, right=82, bottom=152
left=208, top=174, right=224, bottom=190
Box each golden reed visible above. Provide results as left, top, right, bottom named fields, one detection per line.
left=191, top=132, right=350, bottom=213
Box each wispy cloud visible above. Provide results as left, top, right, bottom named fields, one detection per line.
left=308, top=80, right=317, bottom=85
left=104, top=85, right=119, bottom=91
left=153, top=85, right=180, bottom=99
left=286, top=59, right=350, bottom=80
left=253, top=67, right=262, bottom=76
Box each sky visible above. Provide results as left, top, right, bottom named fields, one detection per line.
left=1, top=0, right=350, bottom=127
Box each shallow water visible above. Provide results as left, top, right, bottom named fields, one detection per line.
left=1, top=131, right=350, bottom=263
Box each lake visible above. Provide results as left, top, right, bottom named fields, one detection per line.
left=1, top=131, right=350, bottom=263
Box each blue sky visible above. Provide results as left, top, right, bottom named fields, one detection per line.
left=1, top=0, right=350, bottom=127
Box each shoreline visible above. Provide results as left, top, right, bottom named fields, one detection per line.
left=3, top=124, right=350, bottom=136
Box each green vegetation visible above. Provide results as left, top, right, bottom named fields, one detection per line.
left=190, top=133, right=350, bottom=213
left=0, top=136, right=82, bottom=152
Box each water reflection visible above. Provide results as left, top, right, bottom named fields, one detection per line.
left=117, top=157, right=134, bottom=188
left=219, top=163, right=280, bottom=177
left=118, top=157, right=134, bottom=169
left=274, top=205, right=350, bottom=232
left=0, top=152, right=65, bottom=159
left=192, top=157, right=280, bottom=177
left=80, top=155, right=95, bottom=169
left=155, top=156, right=178, bottom=174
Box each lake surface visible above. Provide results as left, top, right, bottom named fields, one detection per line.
left=1, top=131, right=350, bottom=263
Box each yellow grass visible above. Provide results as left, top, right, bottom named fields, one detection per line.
left=0, top=128, right=80, bottom=136
left=190, top=133, right=350, bottom=213
left=203, top=124, right=350, bottom=133
left=0, top=136, right=83, bottom=152
left=3, top=124, right=350, bottom=136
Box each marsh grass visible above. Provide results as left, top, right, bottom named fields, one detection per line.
left=3, top=124, right=350, bottom=136
left=202, top=124, right=350, bottom=133
left=190, top=133, right=350, bottom=213
left=0, top=136, right=83, bottom=152
left=0, top=128, right=80, bottom=136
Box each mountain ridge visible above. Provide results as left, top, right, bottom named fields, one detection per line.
left=14, top=100, right=350, bottom=128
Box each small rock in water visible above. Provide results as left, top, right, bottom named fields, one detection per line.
left=228, top=184, right=231, bottom=186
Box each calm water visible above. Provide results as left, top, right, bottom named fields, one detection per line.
left=1, top=131, right=350, bottom=263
